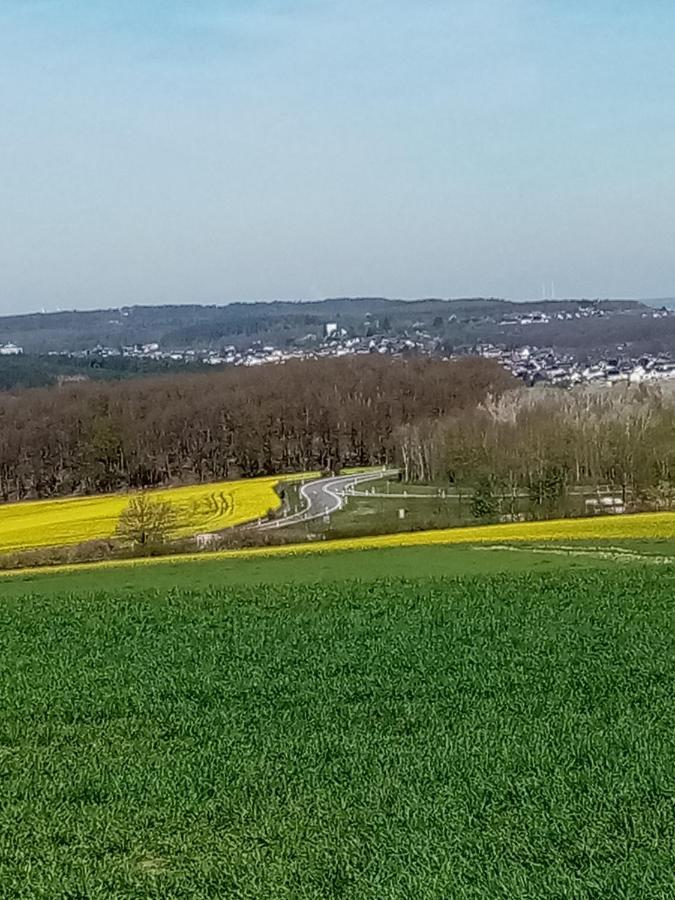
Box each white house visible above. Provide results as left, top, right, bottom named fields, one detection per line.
left=0, top=342, right=23, bottom=356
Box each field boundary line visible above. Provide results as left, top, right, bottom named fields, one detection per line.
left=475, top=544, right=675, bottom=565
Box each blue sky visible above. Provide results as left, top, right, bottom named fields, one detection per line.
left=0, top=0, right=674, bottom=313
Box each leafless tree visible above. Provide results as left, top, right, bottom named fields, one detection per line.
left=115, top=494, right=178, bottom=548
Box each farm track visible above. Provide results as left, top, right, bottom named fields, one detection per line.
left=476, top=543, right=675, bottom=565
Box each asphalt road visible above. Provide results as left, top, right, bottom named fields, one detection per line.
left=259, top=470, right=397, bottom=530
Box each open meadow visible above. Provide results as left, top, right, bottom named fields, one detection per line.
left=4, top=481, right=675, bottom=897
left=3, top=533, right=675, bottom=600
left=2, top=563, right=675, bottom=897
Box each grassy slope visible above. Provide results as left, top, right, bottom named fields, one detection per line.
left=0, top=542, right=622, bottom=600
left=2, top=569, right=675, bottom=897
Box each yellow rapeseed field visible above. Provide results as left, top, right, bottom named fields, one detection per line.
left=307, top=511, right=675, bottom=551
left=2, top=509, right=675, bottom=579
left=0, top=474, right=314, bottom=554
left=168, top=509, right=675, bottom=559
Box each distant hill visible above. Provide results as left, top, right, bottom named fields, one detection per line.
left=0, top=297, right=646, bottom=354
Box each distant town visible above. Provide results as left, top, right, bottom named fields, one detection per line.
left=2, top=298, right=674, bottom=388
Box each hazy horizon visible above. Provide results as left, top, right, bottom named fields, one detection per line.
left=1, top=1, right=674, bottom=315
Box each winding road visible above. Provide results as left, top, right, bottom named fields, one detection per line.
left=258, top=469, right=397, bottom=530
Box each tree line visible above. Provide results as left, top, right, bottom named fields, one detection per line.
left=0, top=353, right=205, bottom=392
left=397, top=384, right=675, bottom=517
left=0, top=354, right=513, bottom=501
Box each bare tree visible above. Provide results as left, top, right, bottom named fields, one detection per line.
left=115, top=493, right=178, bottom=549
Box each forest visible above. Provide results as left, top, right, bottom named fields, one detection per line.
left=0, top=354, right=512, bottom=501
left=0, top=353, right=203, bottom=392
left=3, top=348, right=675, bottom=518
left=397, top=384, right=675, bottom=517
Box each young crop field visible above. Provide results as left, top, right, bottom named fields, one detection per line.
left=2, top=568, right=675, bottom=897
left=0, top=473, right=315, bottom=553
left=2, top=541, right=630, bottom=600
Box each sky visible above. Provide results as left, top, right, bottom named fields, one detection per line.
left=0, top=0, right=674, bottom=314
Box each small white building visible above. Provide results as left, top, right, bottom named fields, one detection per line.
left=0, top=342, right=23, bottom=356
left=586, top=496, right=625, bottom=515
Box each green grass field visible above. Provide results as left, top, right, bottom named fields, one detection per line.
left=2, top=553, right=675, bottom=897
left=0, top=539, right=652, bottom=600
left=3, top=535, right=675, bottom=602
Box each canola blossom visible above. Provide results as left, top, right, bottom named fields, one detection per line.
left=0, top=474, right=314, bottom=554
left=2, top=509, right=675, bottom=579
